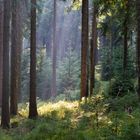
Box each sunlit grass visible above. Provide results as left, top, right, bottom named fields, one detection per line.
left=1, top=94, right=140, bottom=140
left=38, top=101, right=78, bottom=115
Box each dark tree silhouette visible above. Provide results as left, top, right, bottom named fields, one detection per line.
left=123, top=0, right=130, bottom=74
left=137, top=0, right=140, bottom=98
left=1, top=0, right=11, bottom=129
left=10, top=0, right=22, bottom=115
left=0, top=1, right=3, bottom=106
left=90, top=4, right=97, bottom=96
left=29, top=0, right=38, bottom=119
left=81, top=0, right=89, bottom=98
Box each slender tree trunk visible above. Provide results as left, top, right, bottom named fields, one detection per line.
left=81, top=0, right=89, bottom=98
left=29, top=0, right=38, bottom=119
left=136, top=0, right=140, bottom=98
left=86, top=55, right=89, bottom=98
left=51, top=0, right=57, bottom=97
left=0, top=1, right=3, bottom=107
left=1, top=0, right=11, bottom=129
left=10, top=0, right=22, bottom=115
left=90, top=4, right=97, bottom=96
left=123, top=0, right=130, bottom=74
left=109, top=31, right=113, bottom=77
left=17, top=17, right=22, bottom=103
left=123, top=19, right=128, bottom=73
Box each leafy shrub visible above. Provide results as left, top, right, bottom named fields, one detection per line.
left=65, top=89, right=80, bottom=100
left=109, top=78, right=135, bottom=97
left=108, top=93, right=140, bottom=112
left=0, top=131, right=12, bottom=140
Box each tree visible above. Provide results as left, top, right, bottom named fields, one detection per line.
left=57, top=47, right=80, bottom=96
left=136, top=0, right=140, bottom=99
left=90, top=3, right=97, bottom=96
left=29, top=0, right=38, bottom=118
left=0, top=1, right=3, bottom=106
left=10, top=0, right=22, bottom=115
left=123, top=0, right=130, bottom=74
left=1, top=0, right=11, bottom=129
left=51, top=0, right=57, bottom=97
left=81, top=0, right=89, bottom=98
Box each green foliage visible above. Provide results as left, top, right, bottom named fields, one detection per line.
left=100, top=45, right=136, bottom=82
left=109, top=78, right=135, bottom=97
left=100, top=46, right=112, bottom=81
left=21, top=48, right=51, bottom=100
left=57, top=47, right=80, bottom=97
left=120, top=119, right=140, bottom=140
left=0, top=131, right=12, bottom=140
left=54, top=90, right=80, bottom=101
left=36, top=48, right=52, bottom=99
left=108, top=93, right=140, bottom=111
left=1, top=96, right=140, bottom=140
left=112, top=47, right=136, bottom=79
left=21, top=47, right=80, bottom=101
left=21, top=49, right=30, bottom=101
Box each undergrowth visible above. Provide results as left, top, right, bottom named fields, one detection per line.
left=0, top=94, right=140, bottom=140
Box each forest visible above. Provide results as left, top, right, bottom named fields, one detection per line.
left=0, top=0, right=140, bottom=139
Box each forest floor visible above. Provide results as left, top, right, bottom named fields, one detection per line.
left=0, top=93, right=140, bottom=140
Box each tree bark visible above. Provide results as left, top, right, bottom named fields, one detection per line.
left=136, top=0, right=140, bottom=98
left=0, top=1, right=3, bottom=107
left=123, top=0, right=130, bottom=74
left=81, top=0, right=89, bottom=98
left=29, top=0, right=38, bottom=119
left=10, top=0, right=22, bottom=115
left=51, top=0, right=57, bottom=97
left=1, top=0, right=11, bottom=129
left=123, top=19, right=128, bottom=73
left=90, top=4, right=97, bottom=96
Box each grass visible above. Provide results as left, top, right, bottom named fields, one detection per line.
left=0, top=94, right=140, bottom=140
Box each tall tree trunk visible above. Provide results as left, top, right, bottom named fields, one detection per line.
left=81, top=0, right=89, bottom=98
left=136, top=0, right=140, bottom=99
left=10, top=0, right=22, bottom=115
left=123, top=19, right=128, bottom=73
left=51, top=0, right=57, bottom=97
left=29, top=0, right=38, bottom=119
left=1, top=0, right=11, bottom=129
left=123, top=0, right=129, bottom=74
left=90, top=4, right=97, bottom=96
left=0, top=1, right=3, bottom=107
